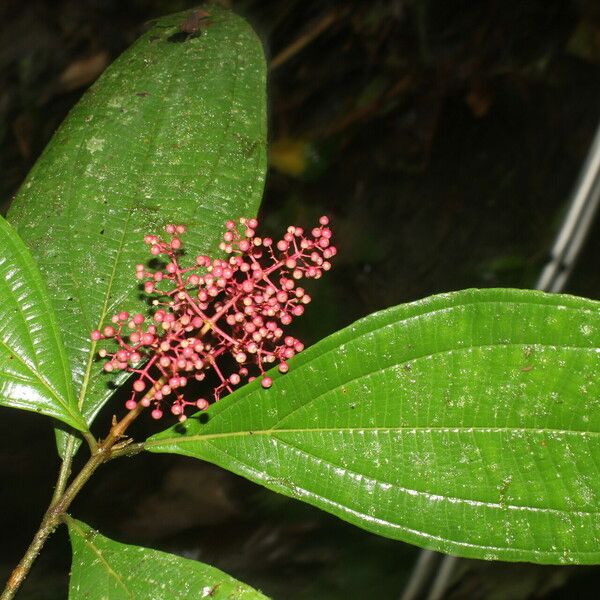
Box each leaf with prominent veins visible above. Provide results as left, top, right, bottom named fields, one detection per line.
left=148, top=288, right=600, bottom=564
left=0, top=215, right=85, bottom=430
left=7, top=7, right=267, bottom=457
left=67, top=517, right=268, bottom=599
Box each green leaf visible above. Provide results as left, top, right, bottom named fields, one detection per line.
left=0, top=215, right=85, bottom=430
left=147, top=288, right=600, bottom=564
left=66, top=517, right=268, bottom=599
left=7, top=7, right=266, bottom=456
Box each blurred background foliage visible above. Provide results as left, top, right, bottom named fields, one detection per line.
left=1, top=0, right=600, bottom=598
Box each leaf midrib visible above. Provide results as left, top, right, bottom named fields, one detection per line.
left=0, top=335, right=77, bottom=420
left=149, top=426, right=599, bottom=516
left=74, top=45, right=187, bottom=417
left=147, top=423, right=600, bottom=446
left=0, top=228, right=80, bottom=422
left=68, top=519, right=133, bottom=598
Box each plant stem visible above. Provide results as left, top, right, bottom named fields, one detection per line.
left=108, top=441, right=146, bottom=461
left=50, top=446, right=74, bottom=507
left=0, top=386, right=157, bottom=600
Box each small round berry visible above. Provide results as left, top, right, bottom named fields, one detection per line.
left=133, top=380, right=146, bottom=392
left=261, top=376, right=273, bottom=389
left=141, top=333, right=155, bottom=345
left=151, top=408, right=163, bottom=420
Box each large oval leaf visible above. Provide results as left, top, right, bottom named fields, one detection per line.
left=67, top=517, right=268, bottom=599
left=0, top=215, right=85, bottom=430
left=7, top=7, right=266, bottom=455
left=147, top=288, right=600, bottom=564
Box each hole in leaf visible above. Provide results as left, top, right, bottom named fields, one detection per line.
left=167, top=31, right=188, bottom=43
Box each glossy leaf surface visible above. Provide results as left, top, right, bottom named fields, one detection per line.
left=7, top=7, right=267, bottom=455
left=0, top=215, right=85, bottom=430
left=67, top=518, right=268, bottom=599
left=148, top=289, right=600, bottom=564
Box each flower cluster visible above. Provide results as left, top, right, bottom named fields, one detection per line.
left=91, top=217, right=335, bottom=421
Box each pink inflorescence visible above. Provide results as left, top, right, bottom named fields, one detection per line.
left=91, top=216, right=335, bottom=421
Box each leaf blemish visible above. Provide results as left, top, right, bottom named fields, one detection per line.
left=168, top=9, right=212, bottom=42
left=180, top=9, right=211, bottom=34
left=498, top=475, right=513, bottom=506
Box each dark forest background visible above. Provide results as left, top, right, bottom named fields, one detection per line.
left=1, top=1, right=600, bottom=598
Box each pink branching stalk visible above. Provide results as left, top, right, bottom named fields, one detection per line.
left=91, top=216, right=335, bottom=421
